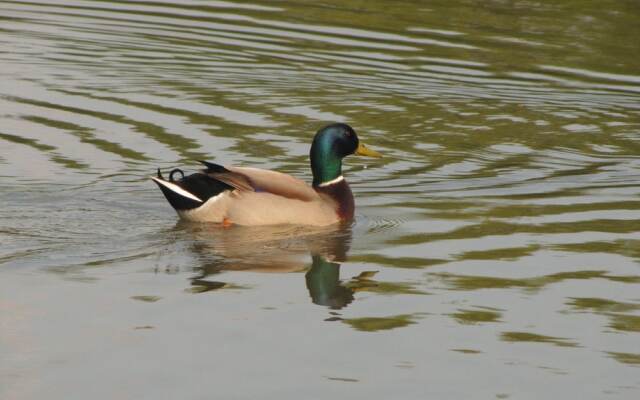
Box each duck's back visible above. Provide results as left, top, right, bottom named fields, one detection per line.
left=177, top=165, right=342, bottom=226
left=227, top=166, right=320, bottom=202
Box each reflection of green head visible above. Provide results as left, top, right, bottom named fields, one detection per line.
left=305, top=255, right=354, bottom=309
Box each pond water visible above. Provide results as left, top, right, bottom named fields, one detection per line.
left=1, top=1, right=640, bottom=398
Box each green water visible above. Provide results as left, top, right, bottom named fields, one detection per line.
left=1, top=1, right=639, bottom=398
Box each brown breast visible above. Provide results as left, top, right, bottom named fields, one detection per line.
left=314, top=179, right=355, bottom=221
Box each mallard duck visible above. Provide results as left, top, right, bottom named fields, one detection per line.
left=151, top=123, right=381, bottom=226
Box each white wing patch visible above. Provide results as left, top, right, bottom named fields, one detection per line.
left=179, top=191, right=229, bottom=221
left=150, top=176, right=203, bottom=203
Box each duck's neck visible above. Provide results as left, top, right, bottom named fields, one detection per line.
left=311, top=152, right=342, bottom=187
left=310, top=141, right=355, bottom=221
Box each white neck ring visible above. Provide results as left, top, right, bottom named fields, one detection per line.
left=318, top=175, right=344, bottom=187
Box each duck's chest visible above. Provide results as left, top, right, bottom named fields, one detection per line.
left=315, top=179, right=355, bottom=221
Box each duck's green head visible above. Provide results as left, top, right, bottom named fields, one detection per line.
left=310, top=123, right=382, bottom=187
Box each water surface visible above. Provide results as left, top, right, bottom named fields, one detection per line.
left=1, top=1, right=640, bottom=399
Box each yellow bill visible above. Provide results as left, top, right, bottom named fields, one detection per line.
left=355, top=142, right=382, bottom=158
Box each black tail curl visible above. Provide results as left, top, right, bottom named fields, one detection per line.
left=154, top=164, right=233, bottom=211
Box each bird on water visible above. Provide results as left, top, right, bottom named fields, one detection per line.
left=151, top=123, right=381, bottom=226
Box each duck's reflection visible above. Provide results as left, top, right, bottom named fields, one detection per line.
left=179, top=222, right=357, bottom=309
left=305, top=255, right=354, bottom=309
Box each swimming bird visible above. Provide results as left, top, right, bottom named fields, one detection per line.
left=151, top=123, right=381, bottom=226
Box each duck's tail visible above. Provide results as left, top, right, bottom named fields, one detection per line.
left=151, top=167, right=232, bottom=212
